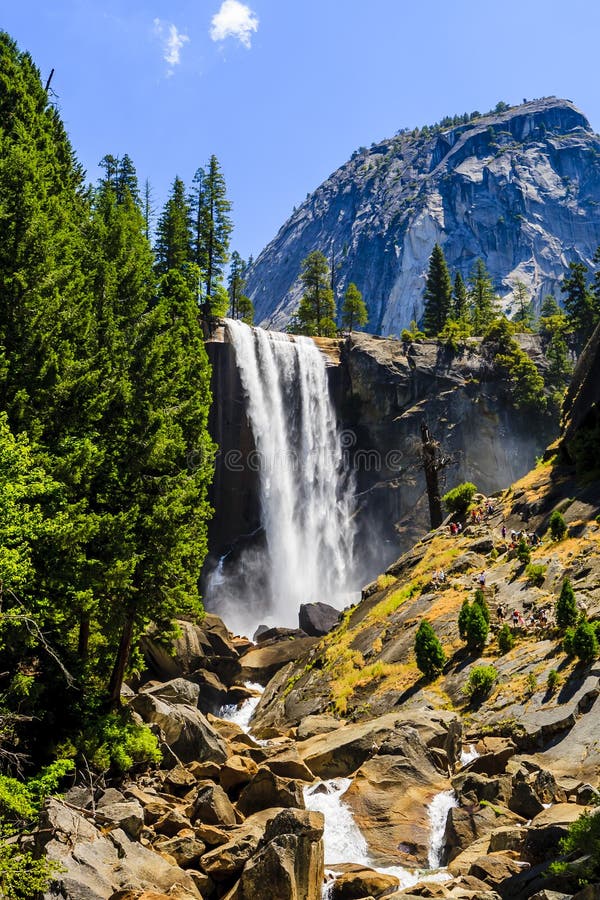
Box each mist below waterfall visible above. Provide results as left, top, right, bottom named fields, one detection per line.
left=206, top=320, right=356, bottom=637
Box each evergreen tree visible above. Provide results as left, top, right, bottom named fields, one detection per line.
left=556, top=578, right=578, bottom=630
left=473, top=588, right=490, bottom=624
left=292, top=251, right=337, bottom=336
left=572, top=619, right=599, bottom=664
left=452, top=272, right=469, bottom=321
left=154, top=176, right=193, bottom=275
left=142, top=178, right=156, bottom=243
left=465, top=604, right=489, bottom=652
left=561, top=261, right=598, bottom=348
left=414, top=619, right=446, bottom=678
left=511, top=281, right=534, bottom=331
left=498, top=623, right=514, bottom=655
left=228, top=251, right=250, bottom=320
left=237, top=294, right=255, bottom=325
left=341, top=283, right=368, bottom=331
left=469, top=258, right=499, bottom=334
left=458, top=599, right=471, bottom=640
left=422, top=243, right=452, bottom=336
left=190, top=156, right=233, bottom=314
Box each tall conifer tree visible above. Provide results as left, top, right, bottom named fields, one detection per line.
left=469, top=258, right=499, bottom=333
left=422, top=244, right=452, bottom=336
left=190, top=156, right=233, bottom=315
left=155, top=176, right=193, bottom=275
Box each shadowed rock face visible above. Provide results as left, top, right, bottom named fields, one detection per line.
left=246, top=98, right=600, bottom=334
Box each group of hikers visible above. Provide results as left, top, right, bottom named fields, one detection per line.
left=497, top=602, right=552, bottom=631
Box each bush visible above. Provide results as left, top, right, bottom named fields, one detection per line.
left=563, top=626, right=576, bottom=657
left=549, top=807, right=600, bottom=885
left=526, top=672, right=537, bottom=694
left=465, top=604, right=489, bottom=652
left=573, top=620, right=599, bottom=664
left=473, top=588, right=490, bottom=623
left=549, top=509, right=568, bottom=540
left=498, top=623, right=514, bottom=655
left=0, top=837, right=60, bottom=900
left=556, top=578, right=578, bottom=630
left=0, top=759, right=74, bottom=826
left=414, top=619, right=446, bottom=679
left=68, top=713, right=162, bottom=774
left=443, top=482, right=477, bottom=515
left=525, top=563, right=546, bottom=586
left=516, top=537, right=531, bottom=565
left=458, top=599, right=471, bottom=640
left=463, top=665, right=498, bottom=699
left=547, top=669, right=559, bottom=692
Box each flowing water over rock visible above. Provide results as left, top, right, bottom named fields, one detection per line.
left=208, top=319, right=355, bottom=636
left=218, top=682, right=264, bottom=733
left=427, top=790, right=459, bottom=869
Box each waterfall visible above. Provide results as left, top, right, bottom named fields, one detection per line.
left=208, top=320, right=355, bottom=636
left=427, top=790, right=458, bottom=869
left=218, top=682, right=264, bottom=734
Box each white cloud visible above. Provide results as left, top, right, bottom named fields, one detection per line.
left=153, top=18, right=190, bottom=74
left=210, top=0, right=259, bottom=49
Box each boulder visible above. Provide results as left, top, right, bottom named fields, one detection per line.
left=296, top=714, right=344, bottom=741
left=263, top=750, right=315, bottom=783
left=220, top=755, right=260, bottom=792
left=469, top=853, right=529, bottom=886
left=188, top=667, right=229, bottom=714
left=298, top=602, right=340, bottom=637
left=508, top=781, right=545, bottom=820
left=141, top=677, right=200, bottom=707
left=130, top=691, right=228, bottom=764
left=444, top=804, right=505, bottom=863
left=192, top=782, right=237, bottom=827
left=237, top=768, right=305, bottom=817
left=37, top=798, right=202, bottom=900
left=152, top=832, right=206, bottom=868
left=96, top=799, right=144, bottom=840
left=164, top=765, right=198, bottom=795
left=154, top=808, right=193, bottom=837
left=239, top=637, right=319, bottom=685
left=234, top=808, right=324, bottom=900
left=329, top=866, right=399, bottom=899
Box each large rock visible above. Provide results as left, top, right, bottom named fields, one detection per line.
left=239, top=637, right=319, bottom=685
left=37, top=799, right=202, bottom=900
left=130, top=690, right=228, bottom=764
left=232, top=809, right=324, bottom=900
left=298, top=602, right=340, bottom=637
left=191, top=782, right=237, bottom=827
left=237, top=768, right=305, bottom=817
left=329, top=865, right=400, bottom=899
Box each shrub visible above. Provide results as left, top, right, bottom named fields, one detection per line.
left=549, top=509, right=568, bottom=541
left=547, top=669, right=559, bottom=692
left=556, top=578, right=578, bottom=630
left=414, top=619, right=446, bottom=679
left=458, top=599, right=471, bottom=640
left=516, top=537, right=531, bottom=565
left=443, top=482, right=477, bottom=515
left=563, top=626, right=576, bottom=657
left=0, top=838, right=60, bottom=900
left=572, top=620, right=599, bottom=664
left=473, top=588, right=490, bottom=623
left=549, top=807, right=600, bottom=884
left=526, top=672, right=537, bottom=694
left=525, top=563, right=546, bottom=586
left=69, top=713, right=162, bottom=774
left=465, top=604, right=489, bottom=652
left=498, top=623, right=514, bottom=655
left=463, top=665, right=498, bottom=699
left=0, top=759, right=74, bottom=826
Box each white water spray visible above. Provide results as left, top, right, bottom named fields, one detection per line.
left=210, top=320, right=355, bottom=636
left=218, top=682, right=264, bottom=734
left=427, top=790, right=458, bottom=869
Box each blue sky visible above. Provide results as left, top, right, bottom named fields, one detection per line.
left=3, top=0, right=600, bottom=263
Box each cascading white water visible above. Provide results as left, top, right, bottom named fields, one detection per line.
left=209, top=320, right=355, bottom=636
left=427, top=790, right=458, bottom=869
left=218, top=682, right=264, bottom=734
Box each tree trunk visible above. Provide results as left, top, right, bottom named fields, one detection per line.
left=77, top=612, right=90, bottom=660
left=421, top=422, right=443, bottom=530
left=107, top=608, right=136, bottom=708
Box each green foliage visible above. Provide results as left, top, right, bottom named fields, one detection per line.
left=572, top=620, right=599, bottom=664
left=341, top=282, right=368, bottom=331
left=526, top=672, right=537, bottom=694
left=483, top=317, right=547, bottom=411
left=468, top=259, right=500, bottom=334
left=458, top=599, right=471, bottom=641
left=561, top=260, right=600, bottom=349
left=473, top=588, right=490, bottom=624
left=422, top=243, right=452, bottom=336
left=498, top=623, right=514, bottom=655
left=525, top=563, right=546, bottom=586
left=414, top=619, right=446, bottom=679
left=0, top=836, right=60, bottom=900
left=549, top=509, right=568, bottom=540
left=563, top=627, right=576, bottom=657
left=228, top=251, right=253, bottom=323
left=0, top=759, right=74, bottom=826
left=442, top=482, right=477, bottom=515
left=465, top=604, right=489, bottom=652
left=401, top=320, right=425, bottom=342
left=516, top=537, right=531, bottom=565
left=547, top=669, right=559, bottom=692
left=291, top=251, right=337, bottom=336
left=556, top=578, right=578, bottom=630
left=549, top=807, right=600, bottom=885
left=463, top=665, right=497, bottom=699
left=452, top=272, right=469, bottom=322
left=154, top=176, right=193, bottom=275
left=510, top=281, right=535, bottom=331
left=190, top=155, right=233, bottom=312
left=68, top=713, right=161, bottom=773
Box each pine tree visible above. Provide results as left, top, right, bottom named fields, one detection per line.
left=511, top=281, right=534, bottom=331
left=469, top=258, right=499, bottom=334
left=293, top=251, right=337, bottom=336
left=190, top=156, right=233, bottom=315
left=155, top=176, right=193, bottom=275
left=341, top=283, right=368, bottom=331
left=142, top=178, right=156, bottom=243
left=422, top=244, right=452, bottom=336
left=473, top=588, right=490, bottom=624
left=561, top=261, right=598, bottom=348
left=465, top=604, right=489, bottom=652
left=572, top=620, right=598, bottom=664
left=228, top=251, right=247, bottom=319
left=414, top=619, right=446, bottom=678
left=452, top=272, right=469, bottom=321
left=458, top=599, right=471, bottom=640
left=556, top=577, right=578, bottom=630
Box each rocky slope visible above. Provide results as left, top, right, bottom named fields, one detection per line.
left=246, top=97, right=600, bottom=334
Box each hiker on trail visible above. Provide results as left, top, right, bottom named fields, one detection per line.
left=478, top=572, right=486, bottom=587
left=502, top=524, right=506, bottom=540
left=497, top=603, right=504, bottom=620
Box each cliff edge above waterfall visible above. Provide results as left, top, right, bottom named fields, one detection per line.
left=245, top=97, right=600, bottom=335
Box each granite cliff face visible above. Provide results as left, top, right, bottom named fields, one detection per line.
left=247, top=98, right=600, bottom=335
